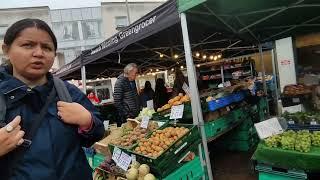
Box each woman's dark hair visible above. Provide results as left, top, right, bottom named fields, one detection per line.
left=144, top=81, right=152, bottom=91
left=154, top=78, right=168, bottom=109
left=4, top=18, right=57, bottom=51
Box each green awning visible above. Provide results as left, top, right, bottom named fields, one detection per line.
left=179, top=0, right=320, bottom=43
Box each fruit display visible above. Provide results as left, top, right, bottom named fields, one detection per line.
left=157, top=93, right=190, bottom=112
left=264, top=130, right=315, bottom=153
left=93, top=158, right=126, bottom=180
left=282, top=111, right=320, bottom=124
left=283, top=84, right=311, bottom=96
left=125, top=163, right=156, bottom=180
left=111, top=122, right=159, bottom=148
left=134, top=126, right=190, bottom=158
left=312, top=131, right=320, bottom=146
left=136, top=108, right=156, bottom=121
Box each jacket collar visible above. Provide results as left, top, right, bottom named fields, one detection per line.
left=0, top=65, right=53, bottom=95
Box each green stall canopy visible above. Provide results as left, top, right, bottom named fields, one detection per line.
left=179, top=0, right=320, bottom=43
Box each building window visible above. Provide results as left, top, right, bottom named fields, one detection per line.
left=82, top=20, right=101, bottom=39
left=53, top=22, right=80, bottom=41
left=0, top=26, right=8, bottom=39
left=115, top=16, right=128, bottom=30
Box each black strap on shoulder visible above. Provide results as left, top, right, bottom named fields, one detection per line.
left=8, top=87, right=57, bottom=177
left=53, top=77, right=72, bottom=103
left=0, top=93, right=6, bottom=126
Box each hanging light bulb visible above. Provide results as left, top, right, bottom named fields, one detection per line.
left=180, top=65, right=184, bottom=69
left=214, top=56, right=218, bottom=61
left=156, top=69, right=159, bottom=72
left=196, top=64, right=201, bottom=67
left=196, top=52, right=200, bottom=57
left=150, top=69, right=153, bottom=72
left=174, top=54, right=179, bottom=59
left=160, top=53, right=164, bottom=58
left=152, top=73, right=156, bottom=76
left=202, top=55, right=207, bottom=60
left=218, top=54, right=222, bottom=58
left=171, top=68, right=174, bottom=71
left=209, top=55, right=214, bottom=60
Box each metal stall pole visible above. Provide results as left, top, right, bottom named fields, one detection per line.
left=81, top=65, right=87, bottom=94
left=180, top=13, right=213, bottom=180
left=271, top=49, right=280, bottom=115
left=259, top=44, right=269, bottom=118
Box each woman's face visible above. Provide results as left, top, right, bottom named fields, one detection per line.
left=3, top=27, right=55, bottom=80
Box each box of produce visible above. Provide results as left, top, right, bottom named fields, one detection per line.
left=282, top=112, right=320, bottom=131
left=109, top=121, right=164, bottom=151
left=253, top=130, right=320, bottom=171
left=283, top=84, right=312, bottom=96
left=128, top=124, right=201, bottom=177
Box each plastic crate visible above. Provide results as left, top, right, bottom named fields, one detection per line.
left=225, top=127, right=257, bottom=141
left=219, top=137, right=259, bottom=151
left=207, top=96, right=233, bottom=112
left=287, top=124, right=320, bottom=132
left=153, top=103, right=193, bottom=123
left=236, top=119, right=254, bottom=131
left=232, top=91, right=245, bottom=102
left=164, top=156, right=204, bottom=180
left=92, top=153, right=105, bottom=170
left=127, top=124, right=201, bottom=177
left=256, top=164, right=307, bottom=180
left=204, top=117, right=229, bottom=138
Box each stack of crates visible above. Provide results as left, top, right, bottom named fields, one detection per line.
left=216, top=117, right=259, bottom=151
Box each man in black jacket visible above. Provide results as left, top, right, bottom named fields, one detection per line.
left=114, top=63, right=141, bottom=126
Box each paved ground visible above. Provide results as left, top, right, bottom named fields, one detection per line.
left=207, top=143, right=258, bottom=180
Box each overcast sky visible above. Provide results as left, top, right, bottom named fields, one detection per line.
left=0, top=0, right=166, bottom=9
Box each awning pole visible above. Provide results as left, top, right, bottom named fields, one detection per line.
left=271, top=48, right=280, bottom=115
left=259, top=44, right=269, bottom=117
left=180, top=13, right=213, bottom=180
left=81, top=65, right=87, bottom=94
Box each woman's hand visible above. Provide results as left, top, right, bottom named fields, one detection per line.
left=57, top=101, right=92, bottom=130
left=0, top=116, right=25, bottom=157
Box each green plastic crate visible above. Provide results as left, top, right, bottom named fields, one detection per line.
left=236, top=118, right=254, bottom=131
left=164, top=156, right=204, bottom=180
left=204, top=116, right=231, bottom=138
left=128, top=124, right=201, bottom=177
left=219, top=137, right=259, bottom=151
left=153, top=103, right=193, bottom=123
left=92, top=153, right=105, bottom=170
left=225, top=127, right=258, bottom=141
left=256, top=164, right=307, bottom=180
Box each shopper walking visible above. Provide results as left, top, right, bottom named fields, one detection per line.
left=0, top=18, right=104, bottom=180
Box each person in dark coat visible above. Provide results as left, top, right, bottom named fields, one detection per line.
left=113, top=63, right=141, bottom=126
left=172, top=68, right=188, bottom=97
left=153, top=78, right=169, bottom=110
left=140, top=81, right=154, bottom=108
left=0, top=18, right=104, bottom=180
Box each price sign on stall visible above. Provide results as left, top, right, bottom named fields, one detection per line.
left=140, top=116, right=150, bottom=129
left=117, top=151, right=132, bottom=171
left=254, top=117, right=284, bottom=139
left=147, top=100, right=154, bottom=109
left=112, top=147, right=122, bottom=164
left=170, top=104, right=184, bottom=119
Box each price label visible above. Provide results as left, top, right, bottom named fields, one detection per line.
left=288, top=120, right=295, bottom=125
left=131, top=154, right=136, bottom=163
left=112, top=147, right=122, bottom=164
left=226, top=106, right=230, bottom=111
left=117, top=151, right=132, bottom=171
left=292, top=98, right=300, bottom=103
left=182, top=83, right=190, bottom=96
left=170, top=104, right=184, bottom=119
left=140, top=116, right=150, bottom=129
left=254, top=117, right=284, bottom=139
left=223, top=81, right=231, bottom=87
left=147, top=100, right=154, bottom=109
left=311, top=121, right=318, bottom=125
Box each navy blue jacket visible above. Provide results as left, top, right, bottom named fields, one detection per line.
left=0, top=66, right=105, bottom=180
